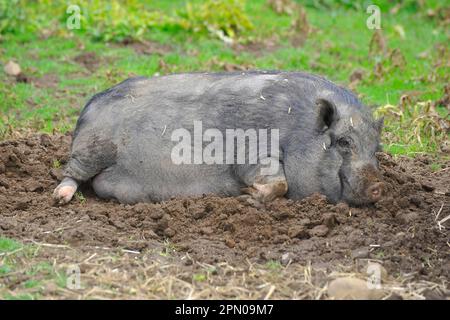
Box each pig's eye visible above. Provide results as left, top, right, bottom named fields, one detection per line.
left=337, top=137, right=351, bottom=149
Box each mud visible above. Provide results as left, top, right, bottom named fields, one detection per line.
left=117, top=39, right=173, bottom=56
left=0, top=134, right=448, bottom=285
left=74, top=52, right=101, bottom=72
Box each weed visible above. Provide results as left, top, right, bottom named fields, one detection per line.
left=75, top=191, right=86, bottom=204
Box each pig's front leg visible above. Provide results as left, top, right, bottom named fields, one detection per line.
left=235, top=157, right=288, bottom=203
left=52, top=177, right=79, bottom=205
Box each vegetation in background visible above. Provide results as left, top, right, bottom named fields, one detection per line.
left=0, top=0, right=449, bottom=155
left=0, top=0, right=253, bottom=42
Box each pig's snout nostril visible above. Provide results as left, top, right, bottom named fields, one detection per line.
left=367, top=182, right=384, bottom=202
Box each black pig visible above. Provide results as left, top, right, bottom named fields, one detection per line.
left=53, top=71, right=384, bottom=205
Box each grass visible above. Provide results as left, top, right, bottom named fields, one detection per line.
left=0, top=237, right=22, bottom=252
left=0, top=0, right=448, bottom=155
left=52, top=159, right=61, bottom=168
left=0, top=238, right=68, bottom=300
left=430, top=162, right=442, bottom=172
left=1, top=238, right=445, bottom=299
left=75, top=191, right=87, bottom=204
left=265, top=260, right=283, bottom=271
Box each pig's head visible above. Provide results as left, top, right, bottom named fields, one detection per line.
left=315, top=98, right=385, bottom=206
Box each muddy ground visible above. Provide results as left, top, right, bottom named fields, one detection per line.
left=0, top=133, right=448, bottom=299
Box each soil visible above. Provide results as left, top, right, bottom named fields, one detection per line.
left=119, top=39, right=173, bottom=56
left=73, top=52, right=102, bottom=72
left=232, top=37, right=280, bottom=57
left=11, top=72, right=60, bottom=89
left=0, top=134, right=449, bottom=287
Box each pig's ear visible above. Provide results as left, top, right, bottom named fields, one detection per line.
left=316, top=98, right=337, bottom=132
left=375, top=117, right=384, bottom=133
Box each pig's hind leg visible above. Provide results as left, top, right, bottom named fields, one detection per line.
left=236, top=157, right=288, bottom=203
left=91, top=169, right=148, bottom=204
left=53, top=136, right=118, bottom=205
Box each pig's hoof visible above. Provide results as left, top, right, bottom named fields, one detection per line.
left=52, top=185, right=76, bottom=205
left=242, top=178, right=288, bottom=203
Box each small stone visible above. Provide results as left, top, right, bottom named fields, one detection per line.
left=225, top=238, right=235, bottom=248
left=309, top=225, right=329, bottom=237
left=327, top=277, right=386, bottom=300
left=4, top=60, right=21, bottom=76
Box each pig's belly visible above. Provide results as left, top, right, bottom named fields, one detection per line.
left=91, top=163, right=243, bottom=204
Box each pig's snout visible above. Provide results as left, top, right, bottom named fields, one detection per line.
left=366, top=181, right=385, bottom=202
left=351, top=163, right=385, bottom=204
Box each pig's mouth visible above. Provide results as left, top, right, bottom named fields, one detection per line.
left=338, top=172, right=372, bottom=206
left=339, top=172, right=384, bottom=206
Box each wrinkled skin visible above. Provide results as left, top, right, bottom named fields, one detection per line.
left=53, top=71, right=384, bottom=206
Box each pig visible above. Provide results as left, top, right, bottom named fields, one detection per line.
left=53, top=71, right=385, bottom=206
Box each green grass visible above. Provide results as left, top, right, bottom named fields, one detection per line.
left=0, top=237, right=22, bottom=252
left=75, top=191, right=87, bottom=204
left=0, top=0, right=448, bottom=156
left=265, top=260, right=282, bottom=271
left=0, top=238, right=69, bottom=299
left=192, top=273, right=207, bottom=282
left=430, top=162, right=442, bottom=172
